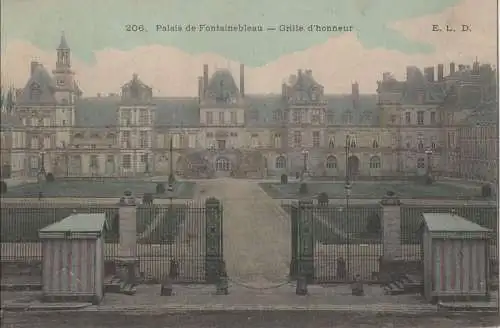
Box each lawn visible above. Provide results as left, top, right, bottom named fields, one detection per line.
left=261, top=181, right=486, bottom=199
left=0, top=204, right=187, bottom=244
left=3, top=180, right=197, bottom=199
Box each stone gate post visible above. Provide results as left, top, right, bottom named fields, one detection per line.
left=117, top=190, right=138, bottom=284
left=380, top=191, right=402, bottom=260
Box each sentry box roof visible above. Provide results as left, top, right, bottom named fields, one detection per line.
left=39, top=213, right=109, bottom=239
left=420, top=212, right=491, bottom=239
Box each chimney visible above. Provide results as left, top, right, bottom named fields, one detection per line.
left=239, top=64, right=245, bottom=97
left=203, top=64, right=209, bottom=91
left=352, top=82, right=359, bottom=98
left=424, top=67, right=434, bottom=82
left=30, top=61, right=39, bottom=76
left=406, top=66, right=412, bottom=81
left=450, top=62, right=455, bottom=75
left=382, top=72, right=391, bottom=81
left=437, top=64, right=444, bottom=81
left=282, top=83, right=287, bottom=98
left=352, top=82, right=360, bottom=108
left=305, top=69, right=312, bottom=76
left=198, top=76, right=203, bottom=102
left=298, top=69, right=302, bottom=77
left=472, top=59, right=480, bottom=74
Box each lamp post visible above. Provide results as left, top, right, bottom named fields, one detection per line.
left=425, top=149, right=433, bottom=177
left=301, top=149, right=309, bottom=182
left=39, top=150, right=46, bottom=177
left=344, top=135, right=352, bottom=280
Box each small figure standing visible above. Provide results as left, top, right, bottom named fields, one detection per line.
left=336, top=257, right=346, bottom=280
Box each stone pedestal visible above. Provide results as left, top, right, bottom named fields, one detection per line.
left=380, top=193, right=402, bottom=260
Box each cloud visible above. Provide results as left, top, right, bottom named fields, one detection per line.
left=0, top=0, right=496, bottom=96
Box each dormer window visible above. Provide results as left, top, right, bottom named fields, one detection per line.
left=30, top=82, right=41, bottom=100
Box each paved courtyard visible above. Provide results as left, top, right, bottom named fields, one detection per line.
left=198, top=179, right=291, bottom=286
left=3, top=311, right=499, bottom=328
left=260, top=181, right=489, bottom=199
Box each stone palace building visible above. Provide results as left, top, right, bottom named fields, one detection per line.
left=4, top=34, right=498, bottom=181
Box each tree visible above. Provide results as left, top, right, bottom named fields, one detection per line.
left=156, top=183, right=166, bottom=194
left=482, top=184, right=492, bottom=198
left=318, top=192, right=329, bottom=206
left=366, top=213, right=381, bottom=234
left=46, top=172, right=55, bottom=182
left=168, top=173, right=176, bottom=186
left=299, top=183, right=308, bottom=195
left=143, top=192, right=154, bottom=205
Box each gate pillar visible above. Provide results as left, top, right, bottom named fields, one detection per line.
left=290, top=200, right=315, bottom=283
left=205, top=197, right=223, bottom=283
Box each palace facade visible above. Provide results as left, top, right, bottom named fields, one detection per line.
left=5, top=35, right=498, bottom=181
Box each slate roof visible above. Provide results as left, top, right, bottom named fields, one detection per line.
left=422, top=213, right=491, bottom=233
left=39, top=213, right=107, bottom=233
left=17, top=64, right=57, bottom=105
left=73, top=93, right=379, bottom=127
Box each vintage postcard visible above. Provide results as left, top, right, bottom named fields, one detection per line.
left=0, top=0, right=499, bottom=326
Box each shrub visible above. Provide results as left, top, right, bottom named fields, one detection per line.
left=299, top=183, right=308, bottom=195
left=46, top=172, right=55, bottom=182
left=0, top=180, right=6, bottom=194
left=280, top=174, right=288, bottom=184
left=168, top=173, right=176, bottom=186
left=143, top=192, right=154, bottom=205
left=318, top=192, right=329, bottom=206
left=156, top=183, right=166, bottom=194
left=482, top=184, right=492, bottom=198
left=366, top=213, right=381, bottom=234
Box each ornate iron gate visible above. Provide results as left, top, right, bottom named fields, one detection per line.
left=290, top=200, right=383, bottom=283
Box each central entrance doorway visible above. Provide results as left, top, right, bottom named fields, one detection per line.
left=215, top=157, right=231, bottom=177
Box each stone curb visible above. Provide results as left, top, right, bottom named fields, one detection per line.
left=2, top=302, right=91, bottom=312
left=0, top=284, right=42, bottom=291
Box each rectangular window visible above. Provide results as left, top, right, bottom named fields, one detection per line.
left=140, top=154, right=148, bottom=163
left=139, top=109, right=149, bottom=125
left=311, top=110, right=321, bottom=123
left=122, top=154, right=132, bottom=169
left=218, top=112, right=225, bottom=124
left=121, top=110, right=132, bottom=126
left=327, top=111, right=335, bottom=124
left=292, top=111, right=299, bottom=123
left=417, top=111, right=424, bottom=125
left=230, top=112, right=237, bottom=124
left=139, top=131, right=148, bottom=148
left=121, top=131, right=131, bottom=148
left=293, top=131, right=302, bottom=148
left=430, top=112, right=436, bottom=124
left=206, top=112, right=213, bottom=124
left=312, top=131, right=320, bottom=148
left=405, top=112, right=411, bottom=124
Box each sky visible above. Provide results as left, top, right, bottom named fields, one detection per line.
left=0, top=0, right=497, bottom=96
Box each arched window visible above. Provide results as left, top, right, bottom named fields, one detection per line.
left=275, top=156, right=286, bottom=169
left=326, top=156, right=337, bottom=169
left=372, top=139, right=379, bottom=148
left=369, top=156, right=381, bottom=169
left=417, top=158, right=425, bottom=169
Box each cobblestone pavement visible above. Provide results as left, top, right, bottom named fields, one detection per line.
left=2, top=311, right=499, bottom=328
left=200, top=179, right=291, bottom=285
